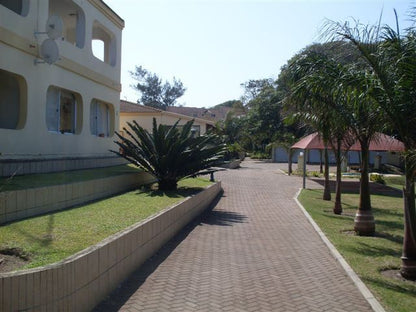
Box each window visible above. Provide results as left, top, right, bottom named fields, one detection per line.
left=191, top=125, right=200, bottom=137
left=0, top=0, right=29, bottom=16
left=90, top=99, right=114, bottom=137
left=92, top=21, right=116, bottom=66
left=46, top=86, right=81, bottom=134
left=0, top=69, right=26, bottom=129
left=49, top=0, right=85, bottom=48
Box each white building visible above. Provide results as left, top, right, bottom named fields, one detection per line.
left=0, top=0, right=124, bottom=177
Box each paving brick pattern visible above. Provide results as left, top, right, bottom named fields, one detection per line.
left=94, top=160, right=374, bottom=312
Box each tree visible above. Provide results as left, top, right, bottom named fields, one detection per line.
left=240, top=79, right=274, bottom=106
left=284, top=48, right=352, bottom=209
left=283, top=40, right=384, bottom=232
left=131, top=66, right=186, bottom=110
left=113, top=118, right=224, bottom=191
left=325, top=9, right=416, bottom=278
left=334, top=67, right=383, bottom=234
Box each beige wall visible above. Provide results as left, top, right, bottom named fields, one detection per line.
left=0, top=0, right=123, bottom=160
left=120, top=112, right=211, bottom=136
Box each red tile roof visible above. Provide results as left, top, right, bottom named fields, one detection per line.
left=120, top=100, right=161, bottom=113
left=166, top=106, right=232, bottom=122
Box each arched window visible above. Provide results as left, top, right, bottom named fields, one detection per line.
left=92, top=21, right=116, bottom=66
left=49, top=0, right=85, bottom=48
left=46, top=86, right=82, bottom=134
left=90, top=99, right=114, bottom=137
left=0, top=0, right=29, bottom=16
left=0, top=69, right=27, bottom=130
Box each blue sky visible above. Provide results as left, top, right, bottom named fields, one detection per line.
left=104, top=0, right=412, bottom=108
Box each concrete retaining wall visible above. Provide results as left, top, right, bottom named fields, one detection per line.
left=0, top=172, right=156, bottom=224
left=0, top=156, right=128, bottom=177
left=0, top=182, right=222, bottom=312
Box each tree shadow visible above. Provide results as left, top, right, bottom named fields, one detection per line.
left=362, top=275, right=416, bottom=295
left=201, top=210, right=247, bottom=226
left=142, top=186, right=205, bottom=198
left=13, top=214, right=55, bottom=247
left=92, top=191, right=226, bottom=312
left=343, top=241, right=401, bottom=258
left=372, top=206, right=403, bottom=218
left=374, top=231, right=403, bottom=244
left=374, top=218, right=404, bottom=231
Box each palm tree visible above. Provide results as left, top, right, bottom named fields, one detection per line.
left=284, top=49, right=351, bottom=208
left=113, top=118, right=225, bottom=191
left=325, top=10, right=416, bottom=279
left=333, top=67, right=384, bottom=235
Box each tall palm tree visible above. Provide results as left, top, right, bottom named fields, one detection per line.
left=325, top=10, right=416, bottom=279
left=333, top=68, right=384, bottom=235
left=286, top=44, right=382, bottom=228
left=284, top=50, right=351, bottom=209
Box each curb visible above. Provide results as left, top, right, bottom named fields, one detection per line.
left=294, top=189, right=386, bottom=312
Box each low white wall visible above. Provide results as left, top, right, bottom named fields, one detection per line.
left=0, top=182, right=222, bottom=312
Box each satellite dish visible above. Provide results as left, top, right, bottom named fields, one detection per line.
left=40, top=39, right=60, bottom=64
left=45, top=15, right=63, bottom=40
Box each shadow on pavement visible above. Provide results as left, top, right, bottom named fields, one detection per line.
left=93, top=191, right=246, bottom=311
left=201, top=210, right=247, bottom=226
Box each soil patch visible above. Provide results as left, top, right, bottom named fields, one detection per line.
left=381, top=269, right=416, bottom=284
left=0, top=248, right=30, bottom=273
left=340, top=229, right=356, bottom=235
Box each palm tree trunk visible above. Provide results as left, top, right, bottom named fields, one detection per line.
left=354, top=143, right=375, bottom=236
left=333, top=141, right=342, bottom=214
left=288, top=148, right=293, bottom=175
left=401, top=154, right=416, bottom=280
left=323, top=147, right=331, bottom=201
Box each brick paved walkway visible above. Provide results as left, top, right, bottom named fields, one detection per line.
left=94, top=160, right=374, bottom=312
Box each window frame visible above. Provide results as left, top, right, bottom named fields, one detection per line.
left=0, top=68, right=27, bottom=130
left=46, top=86, right=79, bottom=135
left=0, top=0, right=29, bottom=17
left=48, top=0, right=85, bottom=48
left=90, top=99, right=113, bottom=138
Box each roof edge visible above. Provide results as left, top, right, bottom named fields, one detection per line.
left=90, top=0, right=125, bottom=29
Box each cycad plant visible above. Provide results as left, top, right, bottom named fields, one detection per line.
left=113, top=118, right=225, bottom=191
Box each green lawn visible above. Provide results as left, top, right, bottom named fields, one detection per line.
left=298, top=188, right=416, bottom=312
left=0, top=178, right=211, bottom=270
left=384, top=175, right=406, bottom=191
left=0, top=164, right=141, bottom=192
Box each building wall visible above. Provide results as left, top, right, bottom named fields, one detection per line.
left=0, top=0, right=123, bottom=162
left=120, top=113, right=211, bottom=136
left=272, top=146, right=402, bottom=167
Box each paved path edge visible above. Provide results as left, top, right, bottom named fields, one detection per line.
left=294, top=189, right=386, bottom=312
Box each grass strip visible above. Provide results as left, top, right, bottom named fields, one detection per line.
left=298, top=189, right=416, bottom=312
left=0, top=164, right=141, bottom=192
left=0, top=178, right=211, bottom=270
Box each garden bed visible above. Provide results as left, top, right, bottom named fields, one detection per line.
left=0, top=165, right=156, bottom=224
left=0, top=179, right=222, bottom=312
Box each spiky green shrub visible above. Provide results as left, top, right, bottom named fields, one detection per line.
left=113, top=118, right=225, bottom=191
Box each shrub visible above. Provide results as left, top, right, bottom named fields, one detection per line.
left=223, top=142, right=244, bottom=161
left=113, top=118, right=225, bottom=191
left=369, top=173, right=385, bottom=185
